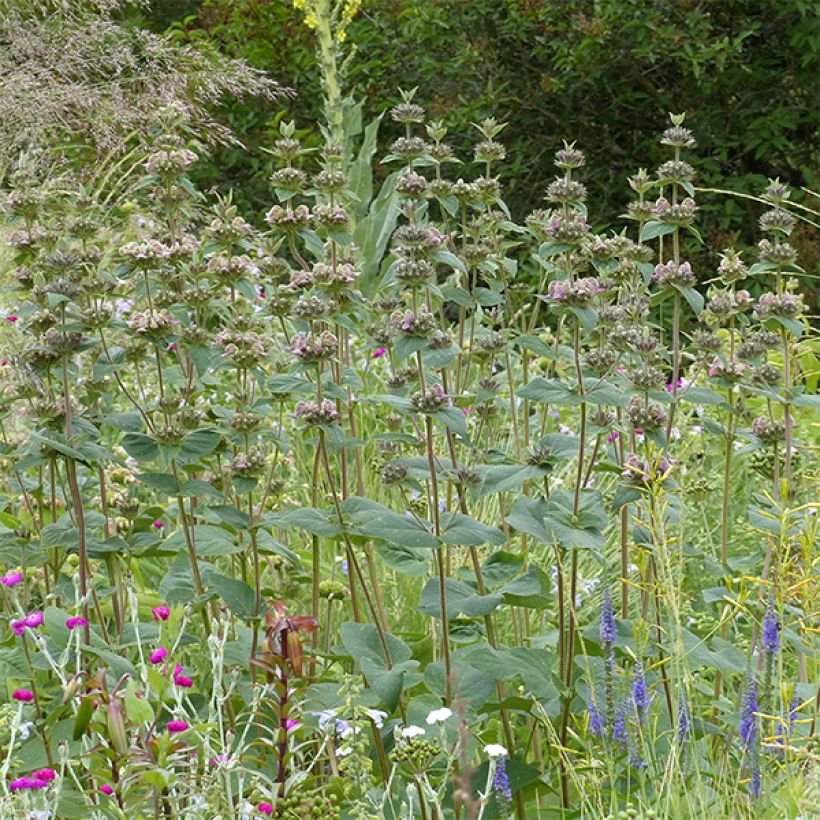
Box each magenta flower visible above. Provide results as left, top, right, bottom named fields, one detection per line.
left=6, top=315, right=18, bottom=323
left=10, top=777, right=37, bottom=791
left=286, top=718, right=300, bottom=731
left=12, top=689, right=34, bottom=702
left=11, top=620, right=26, bottom=635
left=372, top=347, right=387, bottom=358
left=258, top=803, right=274, bottom=816
left=173, top=665, right=183, bottom=675
left=607, top=431, right=619, bottom=443
left=149, top=647, right=168, bottom=664
left=32, top=768, right=56, bottom=782
left=152, top=605, right=170, bottom=622
left=174, top=674, right=194, bottom=688
left=152, top=520, right=164, bottom=529
left=1, top=571, right=23, bottom=587
left=66, top=616, right=88, bottom=630
left=24, top=612, right=44, bottom=628
left=100, top=783, right=114, bottom=795
left=166, top=720, right=189, bottom=733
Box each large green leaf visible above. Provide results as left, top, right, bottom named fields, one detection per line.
left=439, top=512, right=505, bottom=546
left=418, top=577, right=503, bottom=620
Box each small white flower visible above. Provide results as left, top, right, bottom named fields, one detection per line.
left=365, top=708, right=388, bottom=728
left=400, top=725, right=425, bottom=738
left=426, top=707, right=453, bottom=724
left=483, top=743, right=508, bottom=758
left=18, top=721, right=34, bottom=740
left=559, top=424, right=573, bottom=436
left=670, top=427, right=681, bottom=440
left=337, top=744, right=354, bottom=757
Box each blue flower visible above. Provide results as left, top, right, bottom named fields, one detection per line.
left=632, top=662, right=649, bottom=715
left=493, top=754, right=512, bottom=818
left=677, top=697, right=691, bottom=746
left=762, top=603, right=780, bottom=656
left=740, top=675, right=758, bottom=750
left=599, top=588, right=616, bottom=647
left=587, top=696, right=604, bottom=737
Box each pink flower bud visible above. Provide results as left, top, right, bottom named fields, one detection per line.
left=32, top=768, right=56, bottom=782
left=152, top=605, right=170, bottom=622
left=100, top=784, right=114, bottom=795
left=258, top=804, right=274, bottom=816
left=166, top=720, right=189, bottom=733
left=152, top=520, right=164, bottom=529
left=66, top=616, right=89, bottom=630
left=372, top=347, right=387, bottom=358
left=174, top=674, right=193, bottom=688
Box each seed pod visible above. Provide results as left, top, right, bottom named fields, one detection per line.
left=106, top=699, right=129, bottom=756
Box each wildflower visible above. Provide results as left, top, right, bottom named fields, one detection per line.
left=426, top=707, right=453, bottom=724
left=613, top=700, right=628, bottom=750
left=400, top=725, right=425, bottom=738
left=100, top=784, right=114, bottom=795
left=632, top=663, right=650, bottom=714
left=258, top=804, right=274, bottom=816
left=484, top=743, right=508, bottom=758
left=599, top=589, right=616, bottom=647
left=24, top=611, right=44, bottom=629
left=587, top=696, right=604, bottom=737
left=740, top=676, right=759, bottom=750
left=677, top=697, right=691, bottom=747
left=66, top=616, right=88, bottom=630
left=149, top=646, right=168, bottom=664
left=173, top=674, right=194, bottom=688
left=607, top=431, right=619, bottom=443
left=373, top=347, right=387, bottom=358
left=285, top=718, right=300, bottom=731
left=6, top=315, right=18, bottom=322
left=12, top=688, right=35, bottom=702
left=762, top=603, right=780, bottom=656
left=166, top=720, right=189, bottom=733
left=152, top=605, right=170, bottom=621
left=493, top=754, right=513, bottom=818
left=152, top=520, right=164, bottom=529
left=32, top=769, right=56, bottom=782
left=1, top=571, right=23, bottom=586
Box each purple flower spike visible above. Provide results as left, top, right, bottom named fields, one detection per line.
left=632, top=663, right=649, bottom=714
left=762, top=603, right=780, bottom=656
left=493, top=754, right=512, bottom=818
left=599, top=588, right=616, bottom=647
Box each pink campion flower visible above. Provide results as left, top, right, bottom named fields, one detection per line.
left=6, top=315, right=18, bottom=323
left=258, top=804, right=274, bottom=816
left=152, top=520, right=164, bottom=529
left=10, top=777, right=34, bottom=791
left=173, top=665, right=183, bottom=675
left=607, top=431, right=619, bottom=443
left=462, top=407, right=472, bottom=415
left=1, top=571, right=23, bottom=587
left=66, top=616, right=88, bottom=630
left=173, top=674, right=194, bottom=688
left=149, top=647, right=168, bottom=664
left=12, top=689, right=35, bottom=702
left=152, top=605, right=170, bottom=622
left=167, top=344, right=177, bottom=352
left=285, top=718, right=300, bottom=731
left=100, top=784, right=114, bottom=795
left=24, top=612, right=44, bottom=628
left=372, top=347, right=387, bottom=358
left=32, top=768, right=56, bottom=782
left=634, top=428, right=645, bottom=436
left=0, top=360, right=7, bottom=366
left=11, top=619, right=27, bottom=635
left=166, top=720, right=189, bottom=733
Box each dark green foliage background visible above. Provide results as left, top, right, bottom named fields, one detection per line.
left=143, top=0, right=818, bottom=235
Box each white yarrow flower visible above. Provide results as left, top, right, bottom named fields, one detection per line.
left=426, top=707, right=453, bottom=724
left=400, top=725, right=426, bottom=738
left=483, top=743, right=508, bottom=758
